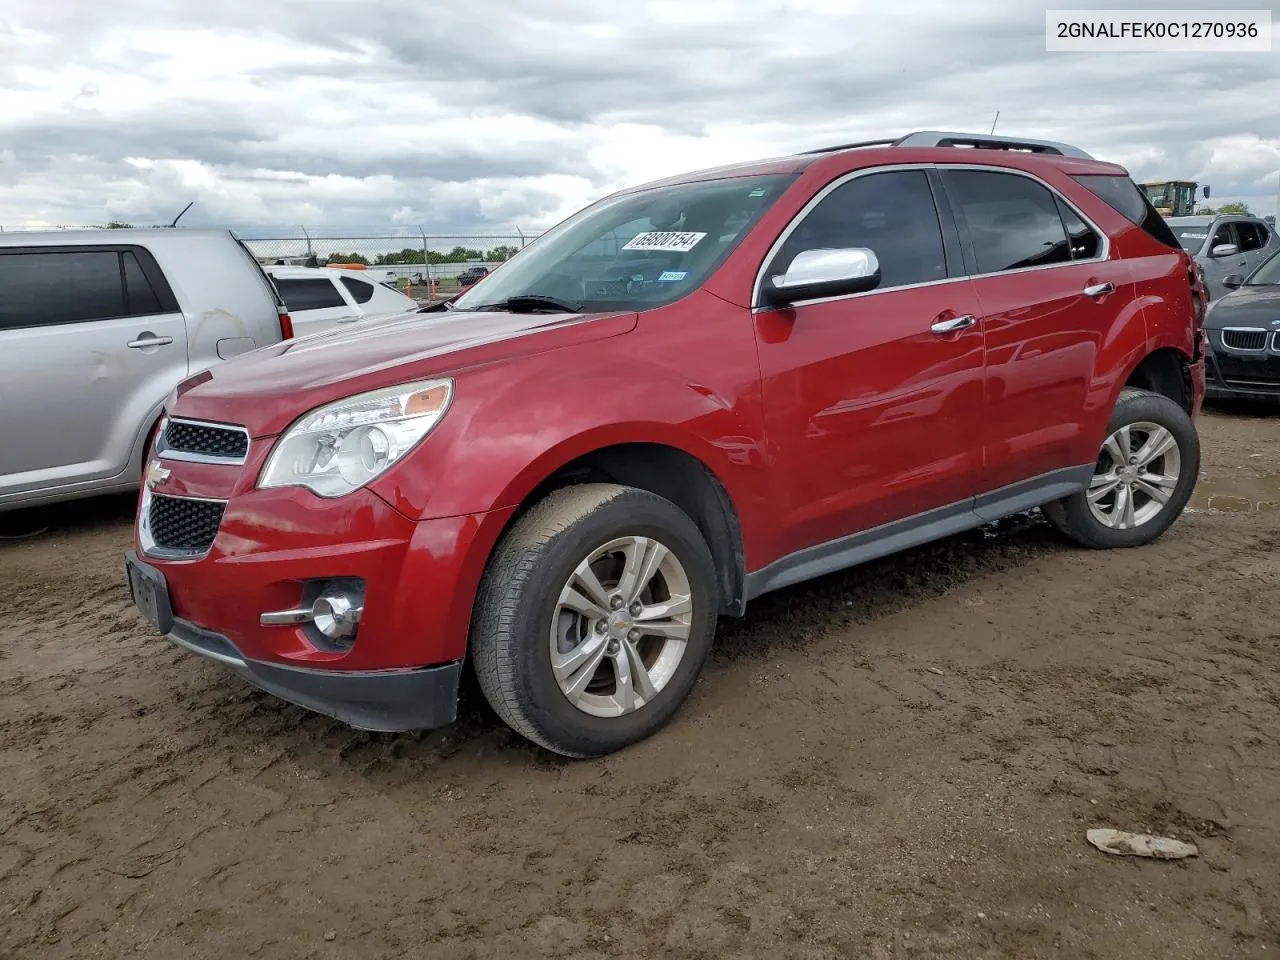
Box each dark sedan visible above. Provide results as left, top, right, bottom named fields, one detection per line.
left=1205, top=249, right=1280, bottom=401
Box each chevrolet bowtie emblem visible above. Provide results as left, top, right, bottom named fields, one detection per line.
left=146, top=460, right=171, bottom=490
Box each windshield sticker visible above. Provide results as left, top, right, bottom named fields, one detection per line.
left=748, top=188, right=766, bottom=197
left=622, top=231, right=707, bottom=253
left=657, top=270, right=688, bottom=282
left=1180, top=232, right=1208, bottom=239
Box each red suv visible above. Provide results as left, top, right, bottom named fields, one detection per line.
left=126, top=131, right=1207, bottom=757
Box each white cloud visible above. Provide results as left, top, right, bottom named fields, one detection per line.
left=0, top=0, right=1277, bottom=231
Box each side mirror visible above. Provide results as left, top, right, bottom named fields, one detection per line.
left=1223, top=274, right=1245, bottom=290
left=1211, top=243, right=1239, bottom=258
left=763, top=248, right=881, bottom=306
left=1202, top=185, right=1211, bottom=199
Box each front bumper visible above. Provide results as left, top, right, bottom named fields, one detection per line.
left=127, top=550, right=462, bottom=731
left=1205, top=340, right=1280, bottom=401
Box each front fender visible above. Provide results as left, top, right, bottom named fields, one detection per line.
left=367, top=346, right=772, bottom=553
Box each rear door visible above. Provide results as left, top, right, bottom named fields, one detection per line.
left=940, top=167, right=1129, bottom=501
left=275, top=276, right=360, bottom=335
left=0, top=246, right=188, bottom=499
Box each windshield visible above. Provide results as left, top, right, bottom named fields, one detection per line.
left=451, top=173, right=797, bottom=313
left=1246, top=249, right=1280, bottom=285
left=1173, top=228, right=1209, bottom=252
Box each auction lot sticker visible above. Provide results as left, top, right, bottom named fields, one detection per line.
left=622, top=232, right=707, bottom=253
left=1046, top=9, right=1272, bottom=52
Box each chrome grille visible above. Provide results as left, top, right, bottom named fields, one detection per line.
left=148, top=495, right=225, bottom=555
left=160, top=418, right=249, bottom=462
left=1221, top=328, right=1267, bottom=351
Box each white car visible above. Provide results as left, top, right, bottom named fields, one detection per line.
left=265, top=266, right=418, bottom=336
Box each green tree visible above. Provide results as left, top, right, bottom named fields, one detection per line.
left=327, top=252, right=370, bottom=265
left=486, top=245, right=519, bottom=262
left=93, top=220, right=133, bottom=229
left=1217, top=201, right=1253, bottom=216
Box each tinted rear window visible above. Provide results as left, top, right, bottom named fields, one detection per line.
left=1073, top=174, right=1181, bottom=250
left=275, top=278, right=347, bottom=311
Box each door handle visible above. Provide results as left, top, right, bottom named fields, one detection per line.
left=1083, top=282, right=1115, bottom=298
left=930, top=314, right=976, bottom=335
left=127, top=335, right=174, bottom=349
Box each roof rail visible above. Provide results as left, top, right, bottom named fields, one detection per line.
left=802, top=130, right=1094, bottom=160
left=895, top=131, right=1093, bottom=159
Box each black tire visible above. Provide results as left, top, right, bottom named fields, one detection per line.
left=470, top=483, right=719, bottom=758
left=1042, top=387, right=1200, bottom=549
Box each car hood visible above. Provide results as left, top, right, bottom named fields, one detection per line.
left=172, top=307, right=638, bottom=437
left=1205, top=285, right=1280, bottom=329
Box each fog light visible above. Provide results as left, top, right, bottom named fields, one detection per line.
left=311, top=591, right=361, bottom=641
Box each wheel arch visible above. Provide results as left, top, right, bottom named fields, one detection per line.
left=1122, top=346, right=1194, bottom=413
left=488, top=439, right=748, bottom=617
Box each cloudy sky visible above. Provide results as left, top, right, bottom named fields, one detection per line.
left=1, top=0, right=1278, bottom=236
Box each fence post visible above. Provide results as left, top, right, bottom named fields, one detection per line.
left=515, top=225, right=525, bottom=249
left=419, top=226, right=436, bottom=297
left=300, top=225, right=313, bottom=260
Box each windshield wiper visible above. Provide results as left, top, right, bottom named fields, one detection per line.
left=470, top=295, right=582, bottom=314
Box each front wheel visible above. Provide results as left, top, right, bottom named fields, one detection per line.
left=1043, top=387, right=1200, bottom=549
left=470, top=483, right=719, bottom=758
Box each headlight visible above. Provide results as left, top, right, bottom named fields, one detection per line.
left=259, top=379, right=453, bottom=497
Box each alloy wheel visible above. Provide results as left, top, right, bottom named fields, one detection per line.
left=549, top=536, right=693, bottom=718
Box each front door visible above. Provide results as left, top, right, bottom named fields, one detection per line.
left=0, top=247, right=188, bottom=500
left=753, top=168, right=987, bottom=561
left=1201, top=221, right=1248, bottom=299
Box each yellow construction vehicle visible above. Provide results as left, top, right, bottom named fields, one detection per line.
left=1140, top=180, right=1210, bottom=217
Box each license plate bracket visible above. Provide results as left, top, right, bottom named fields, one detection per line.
left=125, top=552, right=174, bottom=635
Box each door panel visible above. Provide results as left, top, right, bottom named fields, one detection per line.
left=1200, top=222, right=1246, bottom=299
left=940, top=168, right=1130, bottom=491
left=0, top=312, right=188, bottom=495
left=752, top=167, right=987, bottom=560
left=756, top=285, right=987, bottom=557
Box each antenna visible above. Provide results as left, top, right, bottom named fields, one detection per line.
left=989, top=111, right=1000, bottom=135
left=168, top=201, right=195, bottom=228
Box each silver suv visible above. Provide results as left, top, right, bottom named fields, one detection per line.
left=1166, top=214, right=1280, bottom=301
left=0, top=229, right=290, bottom=512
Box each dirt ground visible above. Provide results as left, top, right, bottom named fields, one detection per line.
left=2, top=405, right=1279, bottom=960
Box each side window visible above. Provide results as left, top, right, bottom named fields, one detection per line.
left=1237, top=222, right=1264, bottom=253
left=274, top=278, right=348, bottom=311
left=0, top=250, right=126, bottom=330
left=1055, top=198, right=1103, bottom=260
left=944, top=171, right=1071, bottom=274
left=1211, top=222, right=1237, bottom=251
left=775, top=170, right=948, bottom=290
left=122, top=251, right=164, bottom=316
left=340, top=276, right=375, bottom=304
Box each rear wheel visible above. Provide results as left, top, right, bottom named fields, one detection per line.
left=471, top=483, right=718, bottom=758
left=1043, top=387, right=1199, bottom=549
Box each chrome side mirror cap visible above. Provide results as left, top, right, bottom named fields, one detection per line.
left=763, top=248, right=881, bottom=306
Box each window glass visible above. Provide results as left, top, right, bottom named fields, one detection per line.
left=1171, top=227, right=1210, bottom=252
left=340, top=276, right=375, bottom=304
left=0, top=250, right=126, bottom=330
left=449, top=173, right=796, bottom=313
left=1237, top=222, right=1264, bottom=252
left=945, top=171, right=1071, bottom=273
left=1210, top=223, right=1236, bottom=250
left=275, top=278, right=347, bottom=311
left=1055, top=198, right=1102, bottom=260
left=775, top=170, right=947, bottom=290
left=123, top=251, right=164, bottom=315
left=1073, top=174, right=1182, bottom=250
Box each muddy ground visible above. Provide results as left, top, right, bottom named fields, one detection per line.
left=2, top=405, right=1278, bottom=960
